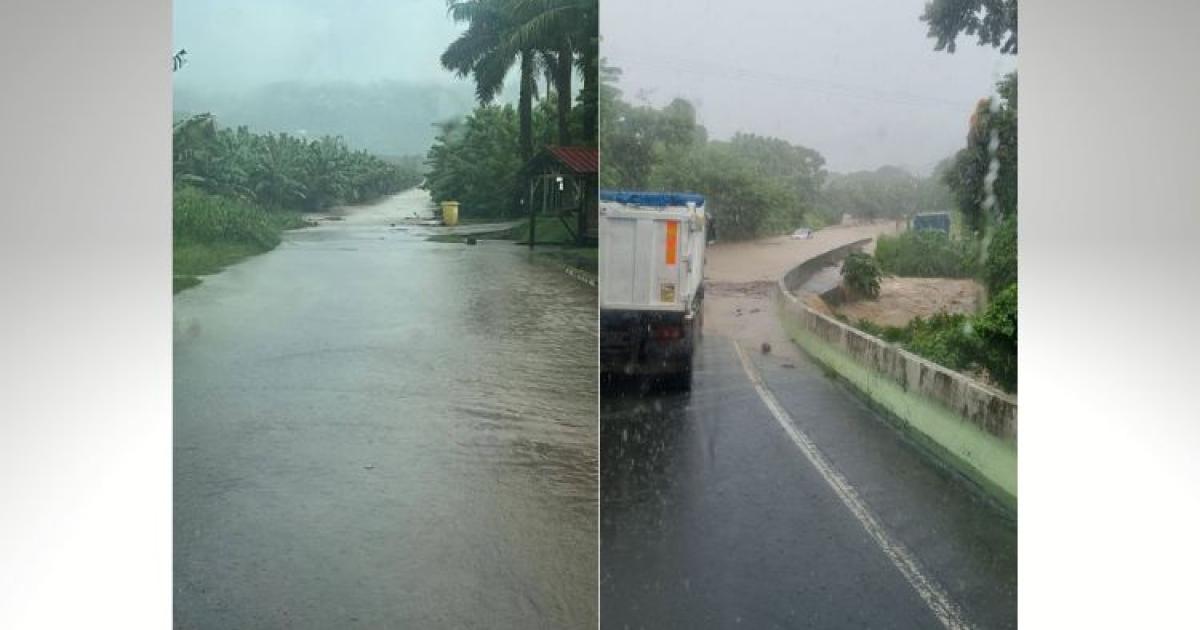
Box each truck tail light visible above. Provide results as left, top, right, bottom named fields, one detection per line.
left=651, top=323, right=684, bottom=341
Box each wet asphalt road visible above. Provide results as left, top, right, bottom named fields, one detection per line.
left=600, top=336, right=1016, bottom=629
left=174, top=190, right=597, bottom=629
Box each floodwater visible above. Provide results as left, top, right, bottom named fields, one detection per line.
left=174, top=189, right=598, bottom=629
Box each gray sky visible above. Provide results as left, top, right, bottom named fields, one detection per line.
left=601, top=0, right=1016, bottom=174
left=172, top=0, right=466, bottom=91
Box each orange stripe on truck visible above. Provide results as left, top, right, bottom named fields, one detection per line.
left=665, top=221, right=678, bottom=266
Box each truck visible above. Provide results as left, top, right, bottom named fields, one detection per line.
left=599, top=190, right=707, bottom=388
left=911, top=211, right=951, bottom=234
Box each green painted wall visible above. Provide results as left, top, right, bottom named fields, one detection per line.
left=777, top=299, right=1018, bottom=512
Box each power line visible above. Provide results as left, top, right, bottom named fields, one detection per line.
left=612, top=54, right=979, bottom=113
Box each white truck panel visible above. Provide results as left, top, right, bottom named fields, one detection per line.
left=599, top=201, right=705, bottom=313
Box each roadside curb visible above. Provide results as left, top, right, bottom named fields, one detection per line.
left=558, top=264, right=597, bottom=287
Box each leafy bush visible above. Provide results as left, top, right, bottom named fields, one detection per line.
left=984, top=215, right=1017, bottom=295
left=841, top=252, right=882, bottom=299
left=974, top=283, right=1017, bottom=391
left=854, top=319, right=909, bottom=343
left=874, top=230, right=977, bottom=277
left=843, top=286, right=1017, bottom=392
left=906, top=313, right=981, bottom=373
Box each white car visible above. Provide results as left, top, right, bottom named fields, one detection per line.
left=791, top=228, right=813, bottom=239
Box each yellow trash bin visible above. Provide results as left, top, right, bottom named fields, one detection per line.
left=440, top=201, right=460, bottom=227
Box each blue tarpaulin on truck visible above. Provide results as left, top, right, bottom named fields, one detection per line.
left=600, top=190, right=706, bottom=207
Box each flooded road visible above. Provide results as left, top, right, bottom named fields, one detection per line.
left=174, top=189, right=597, bottom=629
left=600, top=336, right=1016, bottom=629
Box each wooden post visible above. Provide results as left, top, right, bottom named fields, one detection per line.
left=528, top=177, right=536, bottom=249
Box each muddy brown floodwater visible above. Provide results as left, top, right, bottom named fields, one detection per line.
left=174, top=189, right=597, bottom=629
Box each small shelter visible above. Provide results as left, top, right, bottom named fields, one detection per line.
left=520, top=146, right=598, bottom=248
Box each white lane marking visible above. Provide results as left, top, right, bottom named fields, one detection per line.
left=732, top=341, right=972, bottom=630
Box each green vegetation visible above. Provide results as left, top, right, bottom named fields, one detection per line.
left=943, top=73, right=1017, bottom=235
left=921, top=0, right=1017, bottom=54
left=600, top=61, right=957, bottom=240
left=973, top=284, right=1017, bottom=391
left=173, top=81, right=477, bottom=159
left=172, top=113, right=414, bottom=292
left=539, top=247, right=597, bottom=275
left=842, top=45, right=1018, bottom=391
left=841, top=253, right=882, bottom=300
left=983, top=214, right=1017, bottom=295
left=174, top=114, right=422, bottom=211
left=601, top=64, right=827, bottom=240
left=852, top=294, right=1016, bottom=393
left=424, top=102, right=580, bottom=219
left=814, top=165, right=954, bottom=225
left=426, top=0, right=598, bottom=220
left=483, top=216, right=578, bottom=243
left=425, top=216, right=596, bottom=274
left=875, top=230, right=978, bottom=278
left=173, top=187, right=309, bottom=292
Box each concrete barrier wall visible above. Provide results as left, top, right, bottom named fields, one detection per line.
left=773, top=240, right=1017, bottom=511
left=780, top=237, right=874, bottom=292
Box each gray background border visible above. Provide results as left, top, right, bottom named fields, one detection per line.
left=2, top=0, right=1199, bottom=626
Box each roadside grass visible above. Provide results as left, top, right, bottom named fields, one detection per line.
left=427, top=216, right=597, bottom=276
left=173, top=186, right=308, bottom=293
left=536, top=247, right=598, bottom=275
left=427, top=216, right=578, bottom=244
left=174, top=241, right=270, bottom=292
left=481, top=216, right=579, bottom=243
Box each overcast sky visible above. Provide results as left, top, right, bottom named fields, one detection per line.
left=602, top=0, right=1016, bottom=174
left=172, top=0, right=466, bottom=91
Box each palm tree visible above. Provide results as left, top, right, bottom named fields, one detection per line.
left=442, top=0, right=539, bottom=161
left=504, top=0, right=598, bottom=145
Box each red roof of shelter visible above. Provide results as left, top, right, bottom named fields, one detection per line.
left=545, top=146, right=598, bottom=174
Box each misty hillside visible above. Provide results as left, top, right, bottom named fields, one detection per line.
left=174, top=81, right=479, bottom=158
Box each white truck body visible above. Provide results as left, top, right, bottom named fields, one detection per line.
left=599, top=191, right=707, bottom=383
left=599, top=198, right=706, bottom=314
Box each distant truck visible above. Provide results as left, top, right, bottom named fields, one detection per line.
left=599, top=191, right=707, bottom=388
left=910, top=211, right=951, bottom=234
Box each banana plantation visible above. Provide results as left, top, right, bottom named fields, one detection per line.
left=173, top=113, right=422, bottom=212
left=172, top=113, right=422, bottom=292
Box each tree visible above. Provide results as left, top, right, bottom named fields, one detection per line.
left=942, top=72, right=1017, bottom=234
left=650, top=143, right=796, bottom=241
left=442, top=0, right=538, bottom=160
left=173, top=114, right=419, bottom=213
left=820, top=166, right=923, bottom=222
left=920, top=0, right=1017, bottom=54
left=443, top=0, right=598, bottom=156
left=491, top=0, right=598, bottom=146
left=424, top=104, right=550, bottom=218
left=599, top=62, right=706, bottom=189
